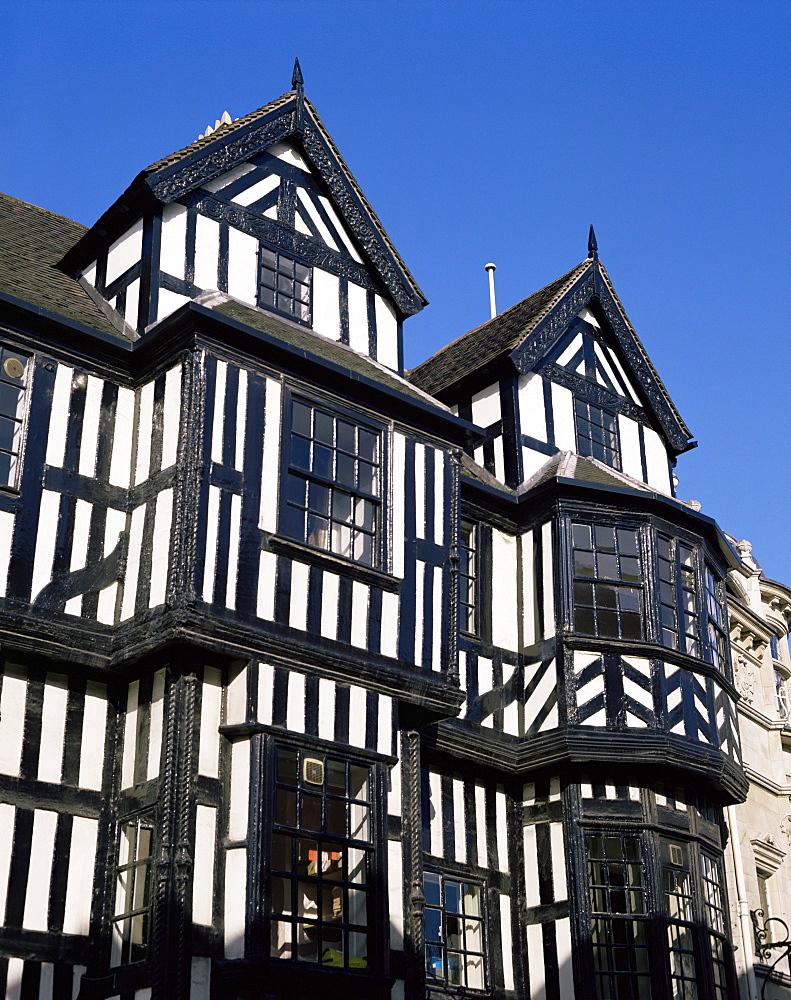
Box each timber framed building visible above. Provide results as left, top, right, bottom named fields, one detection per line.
left=0, top=66, right=789, bottom=1000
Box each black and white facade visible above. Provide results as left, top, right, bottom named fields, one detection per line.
left=0, top=69, right=784, bottom=1000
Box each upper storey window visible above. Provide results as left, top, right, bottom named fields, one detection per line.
left=704, top=567, right=728, bottom=671
left=282, top=399, right=380, bottom=567
left=657, top=536, right=699, bottom=656
left=572, top=524, right=643, bottom=640
left=459, top=523, right=477, bottom=635
left=0, top=348, right=29, bottom=488
left=259, top=248, right=311, bottom=325
left=575, top=399, right=620, bottom=469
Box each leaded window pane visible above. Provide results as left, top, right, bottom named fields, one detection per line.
left=572, top=522, right=644, bottom=639
left=424, top=872, right=487, bottom=991
left=258, top=248, right=312, bottom=324
left=575, top=400, right=621, bottom=469
left=283, top=400, right=381, bottom=566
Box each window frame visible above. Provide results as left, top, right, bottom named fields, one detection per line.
left=459, top=522, right=478, bottom=636
left=0, top=345, right=31, bottom=492
left=279, top=391, right=386, bottom=571
left=258, top=245, right=312, bottom=326
left=110, top=811, right=156, bottom=967
left=574, top=397, right=621, bottom=470
left=423, top=868, right=488, bottom=993
left=564, top=512, right=732, bottom=675
left=263, top=738, right=387, bottom=976
left=570, top=520, right=644, bottom=641
left=580, top=825, right=736, bottom=1000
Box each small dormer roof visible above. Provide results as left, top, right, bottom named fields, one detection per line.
left=58, top=89, right=426, bottom=318
left=409, top=256, right=693, bottom=454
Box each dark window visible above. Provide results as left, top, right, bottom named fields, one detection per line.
left=270, top=746, right=373, bottom=971
left=572, top=523, right=643, bottom=640
left=424, top=872, right=486, bottom=990
left=111, top=815, right=154, bottom=966
left=282, top=399, right=380, bottom=566
left=0, top=348, right=29, bottom=487
left=663, top=849, right=698, bottom=1000
left=703, top=567, right=728, bottom=671
left=459, top=523, right=477, bottom=634
left=770, top=635, right=780, bottom=660
left=701, top=854, right=729, bottom=1000
left=586, top=833, right=651, bottom=999
left=656, top=536, right=699, bottom=656
left=575, top=399, right=620, bottom=469
left=259, top=248, right=311, bottom=324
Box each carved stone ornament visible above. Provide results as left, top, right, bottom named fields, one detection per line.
left=192, top=194, right=376, bottom=291
left=149, top=114, right=294, bottom=202
left=735, top=655, right=755, bottom=703
left=780, top=815, right=791, bottom=849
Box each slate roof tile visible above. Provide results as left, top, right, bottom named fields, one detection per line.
left=408, top=260, right=592, bottom=395
left=0, top=192, right=123, bottom=338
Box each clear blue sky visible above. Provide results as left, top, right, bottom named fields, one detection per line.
left=2, top=1, right=789, bottom=581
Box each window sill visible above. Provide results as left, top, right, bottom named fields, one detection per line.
left=268, top=535, right=401, bottom=592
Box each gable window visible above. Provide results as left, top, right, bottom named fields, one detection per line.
left=575, top=399, right=620, bottom=469
left=572, top=523, right=643, bottom=640
left=270, top=746, right=374, bottom=971
left=259, top=247, right=311, bottom=325
left=111, top=814, right=154, bottom=966
left=0, top=347, right=29, bottom=488
left=424, top=871, right=486, bottom=990
left=459, top=522, right=477, bottom=634
left=657, top=536, right=699, bottom=656
left=281, top=399, right=380, bottom=567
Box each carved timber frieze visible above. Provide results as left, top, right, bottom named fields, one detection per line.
left=510, top=274, right=596, bottom=374
left=301, top=122, right=420, bottom=316
left=192, top=195, right=376, bottom=291
left=148, top=114, right=294, bottom=202
left=540, top=362, right=649, bottom=425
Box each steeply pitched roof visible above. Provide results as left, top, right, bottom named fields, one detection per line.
left=59, top=91, right=426, bottom=317
left=408, top=260, right=592, bottom=395
left=0, top=192, right=123, bottom=339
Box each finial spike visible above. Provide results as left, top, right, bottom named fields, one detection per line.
left=292, top=58, right=304, bottom=90
left=587, top=224, right=598, bottom=259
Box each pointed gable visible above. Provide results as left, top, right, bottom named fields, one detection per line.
left=56, top=88, right=425, bottom=371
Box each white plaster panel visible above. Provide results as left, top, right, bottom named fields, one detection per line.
left=542, top=521, right=554, bottom=640
left=318, top=194, right=363, bottom=262
left=312, top=268, right=341, bottom=340
left=374, top=295, right=399, bottom=370
left=120, top=681, right=138, bottom=790
left=160, top=203, right=187, bottom=280
left=351, top=580, right=369, bottom=648
left=161, top=364, right=182, bottom=469
left=148, top=489, right=173, bottom=607
left=62, top=816, right=98, bottom=936
left=388, top=842, right=404, bottom=949
left=78, top=375, right=103, bottom=477
left=491, top=529, right=518, bottom=651
left=147, top=669, right=165, bottom=781
left=123, top=277, right=140, bottom=332
left=37, top=673, right=68, bottom=784
left=644, top=426, right=672, bottom=494
left=618, top=413, right=643, bottom=481
left=31, top=490, right=60, bottom=601
left=347, top=281, right=368, bottom=354
left=518, top=372, right=546, bottom=443
left=232, top=173, right=279, bottom=208
left=551, top=382, right=576, bottom=451
left=228, top=740, right=250, bottom=841
left=226, top=662, right=248, bottom=726
left=320, top=571, right=339, bottom=640
left=556, top=331, right=583, bottom=366
left=500, top=895, right=514, bottom=990
left=203, top=486, right=220, bottom=602
left=295, top=212, right=311, bottom=237
left=234, top=369, right=247, bottom=471
left=256, top=549, right=277, bottom=620
left=199, top=667, right=222, bottom=778
left=109, top=386, right=135, bottom=488
left=289, top=560, right=310, bottom=631
left=226, top=493, right=241, bottom=611
left=267, top=140, right=309, bottom=171
left=521, top=529, right=536, bottom=646
left=380, top=590, right=399, bottom=658
left=608, top=347, right=642, bottom=404
left=135, top=381, right=155, bottom=484
left=297, top=188, right=339, bottom=251
left=23, top=809, right=58, bottom=930
left=259, top=377, right=282, bottom=533
left=78, top=680, right=107, bottom=789
left=106, top=218, right=143, bottom=286
left=193, top=806, right=216, bottom=926
left=414, top=443, right=425, bottom=540
left=227, top=227, right=258, bottom=305
left=82, top=261, right=97, bottom=286
left=522, top=448, right=550, bottom=484
left=45, top=365, right=72, bottom=468
left=194, top=214, right=220, bottom=291
left=471, top=382, right=501, bottom=427
left=224, top=847, right=247, bottom=958
left=392, top=433, right=406, bottom=578
left=157, top=288, right=189, bottom=322
left=203, top=163, right=255, bottom=193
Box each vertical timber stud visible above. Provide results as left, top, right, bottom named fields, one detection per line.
left=405, top=730, right=426, bottom=1000
left=152, top=665, right=197, bottom=1000
left=447, top=449, right=462, bottom=687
